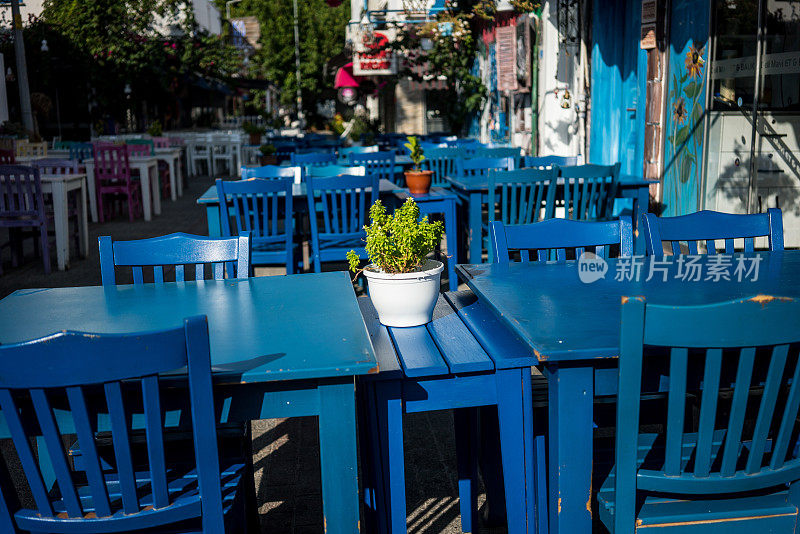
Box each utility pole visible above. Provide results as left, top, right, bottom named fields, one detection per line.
left=10, top=0, right=33, bottom=134
left=292, top=0, right=304, bottom=127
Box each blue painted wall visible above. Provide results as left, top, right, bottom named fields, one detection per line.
left=662, top=0, right=710, bottom=216
left=590, top=0, right=647, bottom=176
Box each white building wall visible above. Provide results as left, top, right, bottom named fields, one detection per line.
left=193, top=0, right=222, bottom=35
left=537, top=0, right=583, bottom=159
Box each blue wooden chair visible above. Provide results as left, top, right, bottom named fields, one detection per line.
left=600, top=295, right=800, bottom=533
left=642, top=208, right=784, bottom=256
left=490, top=218, right=633, bottom=263
left=216, top=178, right=296, bottom=274
left=240, top=164, right=296, bottom=180
left=421, top=147, right=465, bottom=186
left=338, top=145, right=378, bottom=163
left=273, top=143, right=297, bottom=164
left=99, top=232, right=251, bottom=285
left=290, top=151, right=336, bottom=168
left=456, top=156, right=515, bottom=179
left=349, top=151, right=396, bottom=183
left=560, top=162, right=621, bottom=220
left=306, top=174, right=379, bottom=273
left=474, top=146, right=522, bottom=166
left=306, top=164, right=365, bottom=178
left=523, top=155, right=578, bottom=168
left=0, top=315, right=252, bottom=533
left=488, top=167, right=559, bottom=226
left=69, top=142, right=93, bottom=162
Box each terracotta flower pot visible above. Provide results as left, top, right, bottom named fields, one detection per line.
left=404, top=170, right=433, bottom=195
left=260, top=155, right=277, bottom=166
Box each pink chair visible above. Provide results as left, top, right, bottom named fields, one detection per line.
left=152, top=137, right=170, bottom=148
left=93, top=143, right=141, bottom=222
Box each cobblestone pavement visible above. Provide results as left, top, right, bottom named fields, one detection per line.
left=0, top=174, right=505, bottom=533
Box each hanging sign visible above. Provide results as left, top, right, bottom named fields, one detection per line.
left=353, top=31, right=398, bottom=76
left=497, top=24, right=517, bottom=92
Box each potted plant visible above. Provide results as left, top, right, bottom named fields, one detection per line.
left=146, top=120, right=162, bottom=137
left=243, top=121, right=266, bottom=145
left=403, top=136, right=433, bottom=195
left=259, top=144, right=277, bottom=165
left=348, top=198, right=444, bottom=327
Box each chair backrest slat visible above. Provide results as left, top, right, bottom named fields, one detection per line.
left=99, top=232, right=251, bottom=285
left=65, top=385, right=113, bottom=517
left=694, top=348, right=722, bottom=477
left=490, top=218, right=633, bottom=264
left=642, top=209, right=785, bottom=255
left=746, top=343, right=789, bottom=474
left=104, top=381, right=140, bottom=513
left=719, top=347, right=755, bottom=476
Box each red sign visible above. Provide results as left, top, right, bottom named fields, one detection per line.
left=354, top=32, right=397, bottom=76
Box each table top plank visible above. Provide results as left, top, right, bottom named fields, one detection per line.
left=0, top=272, right=377, bottom=383
left=444, top=173, right=655, bottom=192
left=387, top=325, right=449, bottom=378
left=443, top=291, right=538, bottom=369
left=458, top=251, right=800, bottom=363
left=426, top=297, right=494, bottom=374
left=358, top=297, right=403, bottom=380
left=197, top=178, right=399, bottom=205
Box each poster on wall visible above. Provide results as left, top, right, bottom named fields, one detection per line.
left=497, top=24, right=517, bottom=92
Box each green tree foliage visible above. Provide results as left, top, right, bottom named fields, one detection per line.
left=222, top=0, right=350, bottom=114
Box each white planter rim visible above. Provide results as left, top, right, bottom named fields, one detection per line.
left=363, top=259, right=443, bottom=280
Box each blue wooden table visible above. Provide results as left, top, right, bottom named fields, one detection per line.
left=196, top=178, right=399, bottom=237
left=358, top=293, right=542, bottom=534
left=458, top=251, right=800, bottom=534
left=393, top=187, right=459, bottom=291
left=445, top=173, right=655, bottom=262
left=0, top=272, right=376, bottom=534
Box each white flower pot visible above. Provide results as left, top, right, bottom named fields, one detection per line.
left=363, top=259, right=444, bottom=327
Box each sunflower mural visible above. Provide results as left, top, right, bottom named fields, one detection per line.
left=664, top=39, right=708, bottom=216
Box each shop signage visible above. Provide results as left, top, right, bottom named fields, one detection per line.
left=712, top=51, right=800, bottom=79
left=497, top=24, right=517, bottom=92
left=353, top=31, right=398, bottom=76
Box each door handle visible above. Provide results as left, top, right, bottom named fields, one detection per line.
left=626, top=107, right=637, bottom=112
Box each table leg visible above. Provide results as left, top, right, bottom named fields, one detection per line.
left=375, top=380, right=405, bottom=534
left=167, top=157, right=177, bottom=201
left=546, top=364, right=594, bottom=534
left=77, top=179, right=89, bottom=257
left=175, top=154, right=183, bottom=197
left=138, top=163, right=153, bottom=221
left=318, top=380, right=361, bottom=534
left=496, top=368, right=532, bottom=534
left=85, top=161, right=98, bottom=223
left=150, top=164, right=162, bottom=216
left=454, top=407, right=479, bottom=533
left=50, top=181, right=69, bottom=270
left=445, top=198, right=458, bottom=291
left=468, top=191, right=482, bottom=264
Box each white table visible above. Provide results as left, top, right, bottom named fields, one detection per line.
left=41, top=173, right=89, bottom=271
left=154, top=147, right=183, bottom=200
left=84, top=156, right=161, bottom=222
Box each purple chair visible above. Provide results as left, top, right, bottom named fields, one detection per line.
left=0, top=165, right=50, bottom=273
left=152, top=137, right=170, bottom=148
left=93, top=143, right=141, bottom=222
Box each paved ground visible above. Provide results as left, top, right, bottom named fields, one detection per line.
left=0, top=174, right=501, bottom=533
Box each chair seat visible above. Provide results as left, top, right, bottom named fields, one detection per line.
left=597, top=431, right=799, bottom=532
left=15, top=461, right=246, bottom=533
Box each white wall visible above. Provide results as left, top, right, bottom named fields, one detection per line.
left=193, top=0, right=222, bottom=35
left=537, top=0, right=583, bottom=158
